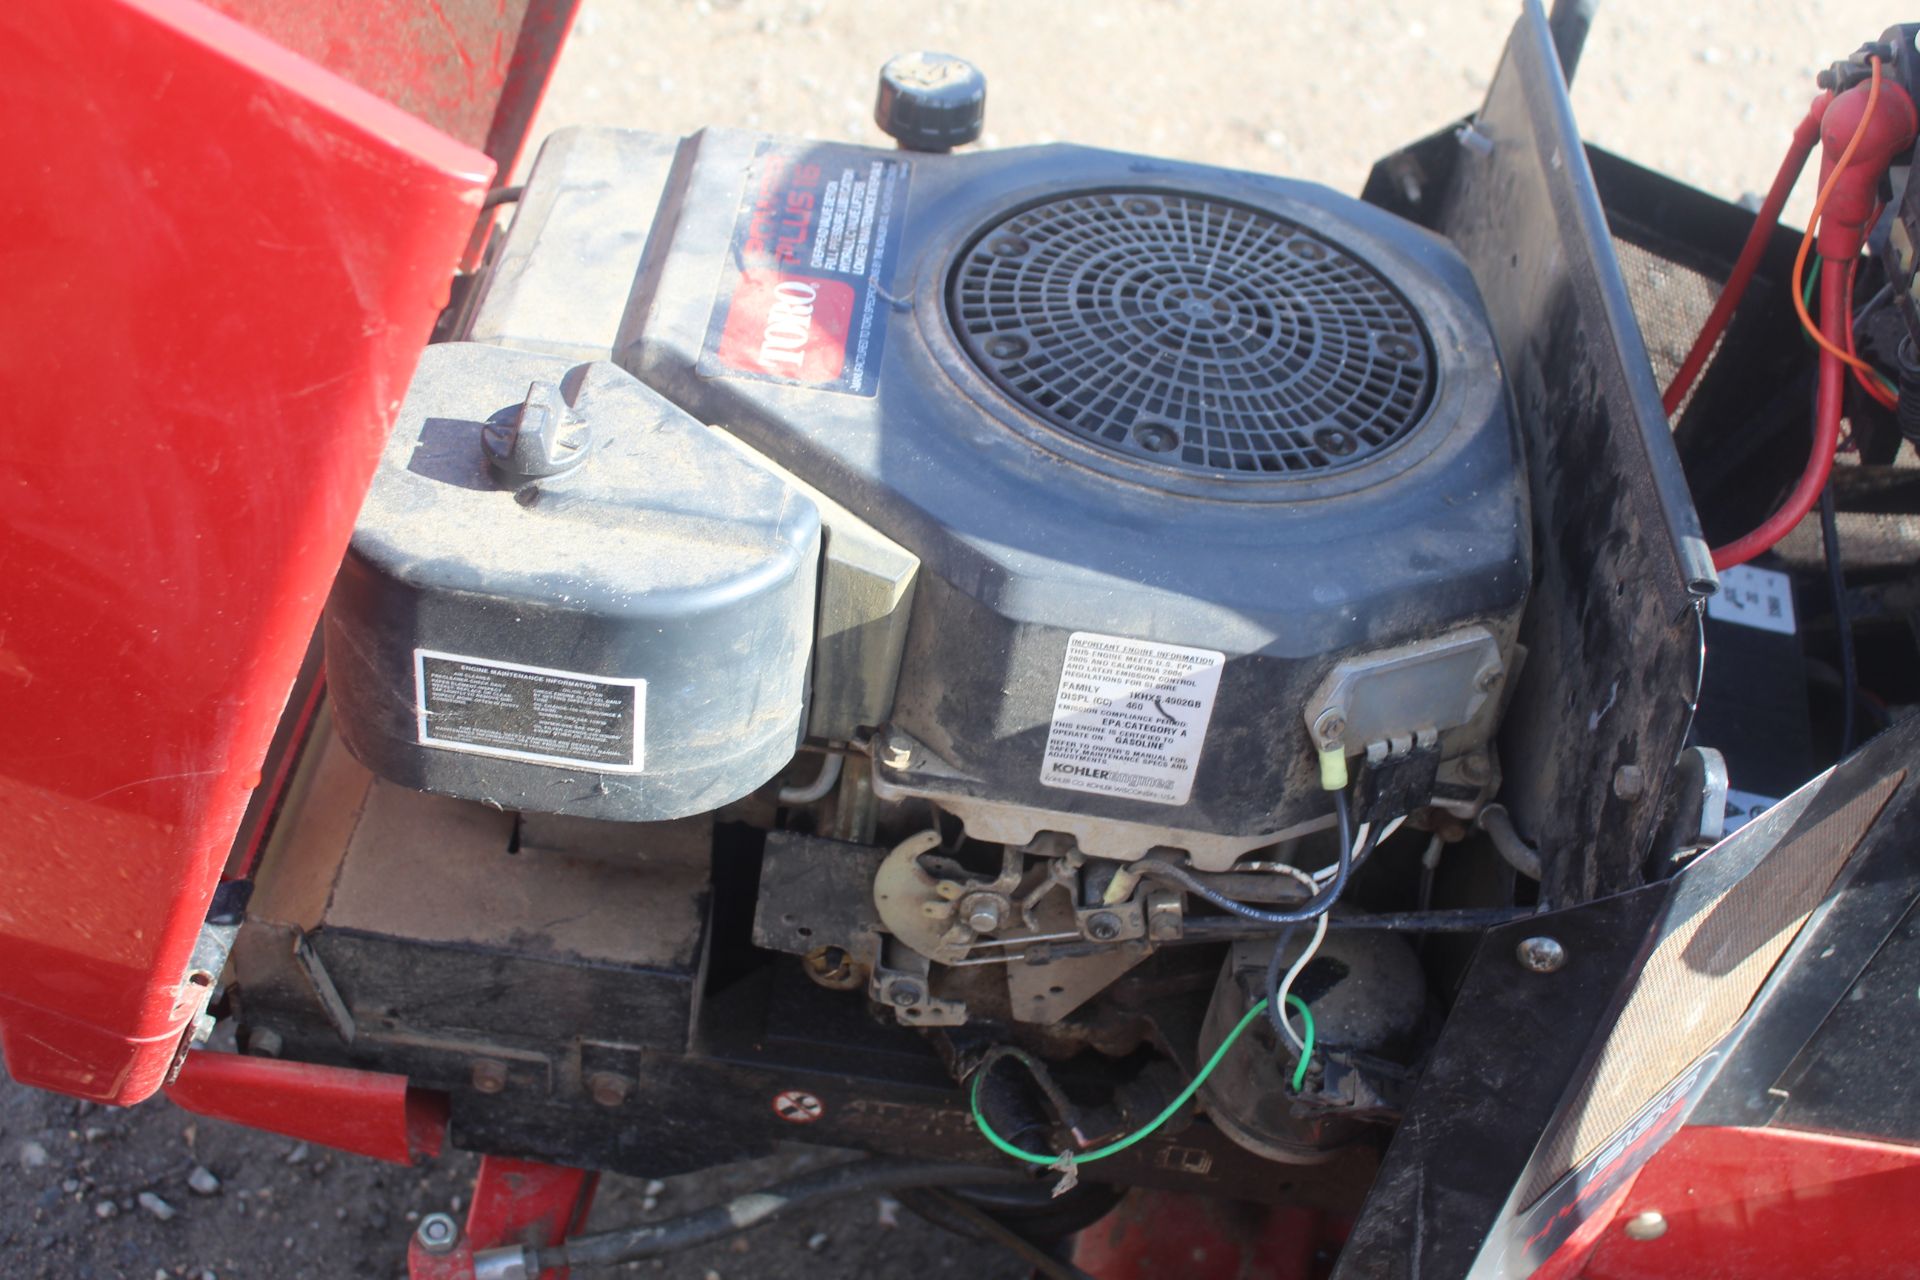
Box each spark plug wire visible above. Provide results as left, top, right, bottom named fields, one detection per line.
left=1713, top=58, right=1917, bottom=569
left=1662, top=96, right=1827, bottom=417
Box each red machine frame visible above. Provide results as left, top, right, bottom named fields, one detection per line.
left=7, top=4, right=1920, bottom=1279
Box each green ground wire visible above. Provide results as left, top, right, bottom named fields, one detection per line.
left=968, top=994, right=1317, bottom=1167
left=1801, top=256, right=1899, bottom=397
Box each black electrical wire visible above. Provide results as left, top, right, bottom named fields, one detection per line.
left=1819, top=482, right=1858, bottom=754
left=1261, top=922, right=1301, bottom=1047
left=541, top=1158, right=1029, bottom=1270
left=480, top=183, right=526, bottom=210
left=1133, top=788, right=1359, bottom=926
left=972, top=1046, right=1090, bottom=1147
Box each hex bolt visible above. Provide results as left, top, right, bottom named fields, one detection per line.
left=888, top=981, right=923, bottom=1007
left=588, top=1072, right=631, bottom=1108
left=248, top=1028, right=284, bottom=1059
left=878, top=732, right=915, bottom=771
left=1476, top=666, right=1503, bottom=692
left=1516, top=936, right=1567, bottom=974
left=1613, top=764, right=1647, bottom=800
left=1459, top=750, right=1492, bottom=785
left=1086, top=911, right=1123, bottom=942
left=470, top=1059, right=509, bottom=1094
left=1623, top=1210, right=1668, bottom=1241
left=1313, top=708, right=1346, bottom=746
left=416, top=1212, right=460, bottom=1255
left=959, top=892, right=1004, bottom=934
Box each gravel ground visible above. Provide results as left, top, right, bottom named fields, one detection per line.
left=2, top=3, right=1906, bottom=1277
left=0, top=1080, right=1024, bottom=1279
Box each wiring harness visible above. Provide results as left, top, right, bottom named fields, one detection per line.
left=969, top=786, right=1380, bottom=1175
left=1667, top=56, right=1917, bottom=569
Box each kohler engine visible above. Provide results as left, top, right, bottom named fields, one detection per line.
left=322, top=59, right=1529, bottom=1165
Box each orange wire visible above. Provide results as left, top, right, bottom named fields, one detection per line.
left=1791, top=56, right=1884, bottom=375
left=1844, top=254, right=1899, bottom=408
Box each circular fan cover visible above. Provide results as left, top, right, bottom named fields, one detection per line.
left=947, top=191, right=1436, bottom=478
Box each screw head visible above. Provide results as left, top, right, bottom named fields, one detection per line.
left=1613, top=764, right=1647, bottom=800
left=1476, top=666, right=1503, bottom=692
left=416, top=1212, right=460, bottom=1254
left=470, top=1059, right=509, bottom=1094
left=588, top=1071, right=631, bottom=1108
left=1516, top=936, right=1567, bottom=974
left=888, top=981, right=923, bottom=1007
left=1086, top=911, right=1123, bottom=942
left=1623, top=1210, right=1668, bottom=1241
left=1313, top=708, right=1346, bottom=745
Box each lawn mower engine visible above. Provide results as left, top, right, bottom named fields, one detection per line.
left=259, top=57, right=1530, bottom=1193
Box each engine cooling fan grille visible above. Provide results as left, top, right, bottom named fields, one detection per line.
left=948, top=191, right=1435, bottom=478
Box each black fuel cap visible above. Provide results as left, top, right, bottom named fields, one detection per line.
left=874, top=52, right=985, bottom=152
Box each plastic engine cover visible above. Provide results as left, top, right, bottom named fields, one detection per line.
left=324, top=342, right=820, bottom=820
left=615, top=132, right=1529, bottom=863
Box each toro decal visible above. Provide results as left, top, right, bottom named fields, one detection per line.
left=700, top=142, right=911, bottom=397
left=717, top=272, right=855, bottom=382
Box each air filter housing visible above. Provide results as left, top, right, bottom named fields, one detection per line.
left=604, top=131, right=1531, bottom=863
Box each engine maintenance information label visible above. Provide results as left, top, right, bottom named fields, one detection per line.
left=699, top=141, right=911, bottom=397
left=1040, top=632, right=1226, bottom=805
left=414, top=650, right=644, bottom=773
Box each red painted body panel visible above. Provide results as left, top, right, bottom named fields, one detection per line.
left=196, top=0, right=577, bottom=179
left=0, top=0, right=490, bottom=1104
left=1073, top=1192, right=1340, bottom=1280
left=166, top=1050, right=448, bottom=1165
left=1574, top=1125, right=1920, bottom=1279
left=408, top=1156, right=598, bottom=1280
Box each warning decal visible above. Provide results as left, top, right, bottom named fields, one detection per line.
left=699, top=141, right=911, bottom=397
left=772, top=1089, right=824, bottom=1124
left=414, top=649, right=644, bottom=773
left=1040, top=632, right=1226, bottom=806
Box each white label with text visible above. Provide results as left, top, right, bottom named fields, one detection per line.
left=1040, top=632, right=1225, bottom=805
left=1707, top=564, right=1796, bottom=635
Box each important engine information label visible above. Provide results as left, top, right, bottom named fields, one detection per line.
left=699, top=141, right=911, bottom=397
left=1040, top=632, right=1225, bottom=805
left=414, top=650, right=644, bottom=773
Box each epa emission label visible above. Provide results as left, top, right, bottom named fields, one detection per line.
left=1040, top=632, right=1225, bottom=806
left=414, top=650, right=644, bottom=773
left=699, top=141, right=911, bottom=396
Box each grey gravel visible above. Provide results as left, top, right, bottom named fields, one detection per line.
left=187, top=1164, right=222, bottom=1196
left=92, top=1200, right=115, bottom=1220
left=137, top=1191, right=177, bottom=1221
left=17, top=1140, right=47, bottom=1170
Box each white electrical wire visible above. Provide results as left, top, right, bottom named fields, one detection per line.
left=1275, top=911, right=1330, bottom=1055
left=1277, top=813, right=1396, bottom=1053
left=1313, top=813, right=1406, bottom=886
